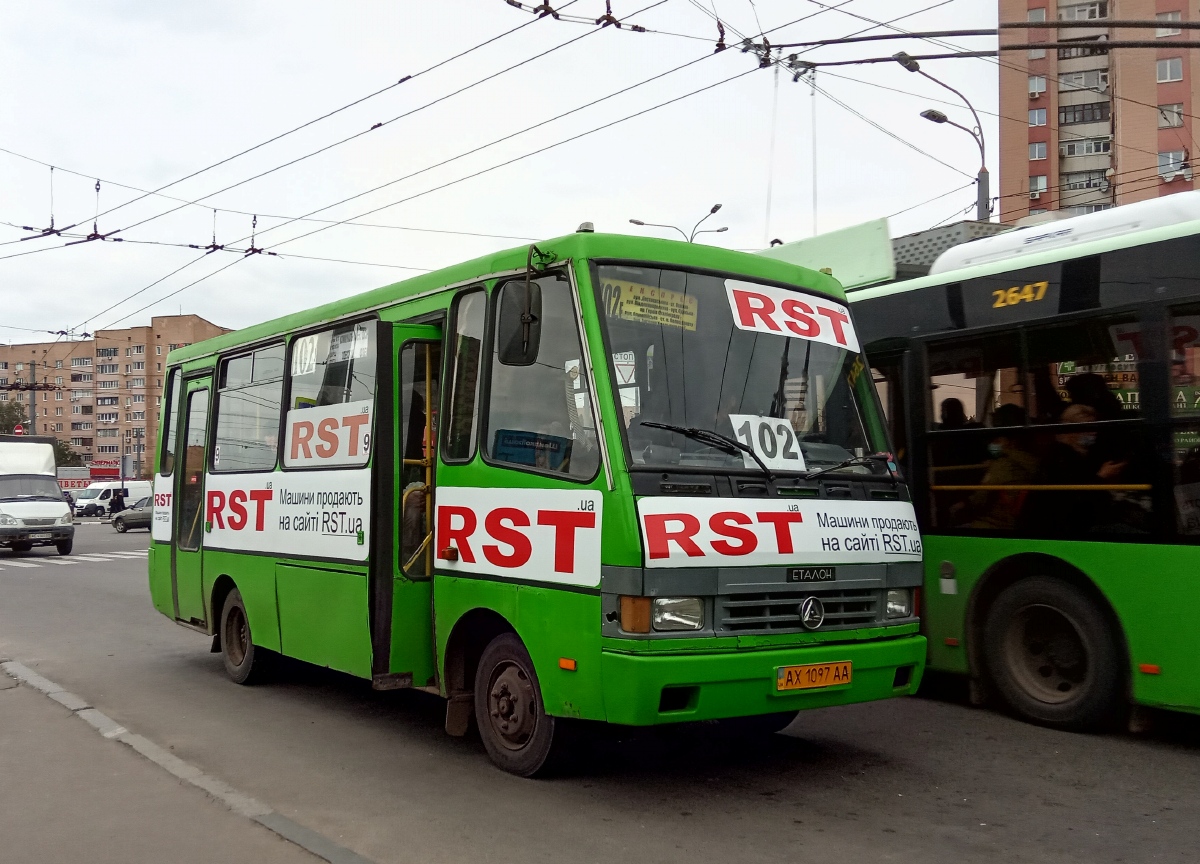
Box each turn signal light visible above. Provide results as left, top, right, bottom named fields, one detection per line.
left=620, top=596, right=652, bottom=633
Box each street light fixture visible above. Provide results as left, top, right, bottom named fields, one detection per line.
left=629, top=203, right=726, bottom=242
left=895, top=52, right=990, bottom=221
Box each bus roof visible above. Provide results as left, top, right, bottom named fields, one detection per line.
left=167, top=231, right=844, bottom=364
left=848, top=191, right=1200, bottom=303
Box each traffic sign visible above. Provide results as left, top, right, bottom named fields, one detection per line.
left=12, top=424, right=23, bottom=435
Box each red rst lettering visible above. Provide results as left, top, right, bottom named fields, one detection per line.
left=536, top=510, right=596, bottom=573
left=643, top=513, right=704, bottom=560
left=815, top=306, right=851, bottom=346
left=756, top=511, right=804, bottom=554
left=206, top=491, right=226, bottom=529
left=315, top=418, right=339, bottom=458
left=248, top=489, right=272, bottom=531
left=227, top=489, right=248, bottom=530
left=341, top=413, right=370, bottom=456
left=780, top=298, right=820, bottom=338
left=708, top=511, right=758, bottom=556
left=437, top=505, right=477, bottom=563
left=291, top=421, right=314, bottom=460
left=482, top=508, right=532, bottom=568
left=731, top=288, right=780, bottom=332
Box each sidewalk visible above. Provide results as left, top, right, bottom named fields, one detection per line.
left=0, top=673, right=319, bottom=864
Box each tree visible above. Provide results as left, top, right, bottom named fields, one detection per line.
left=53, top=439, right=82, bottom=467
left=0, top=400, right=28, bottom=434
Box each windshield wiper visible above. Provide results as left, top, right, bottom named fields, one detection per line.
left=640, top=421, right=775, bottom=481
left=803, top=453, right=894, bottom=483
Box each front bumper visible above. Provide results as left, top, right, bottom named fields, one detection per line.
left=0, top=525, right=74, bottom=545
left=601, top=634, right=926, bottom=725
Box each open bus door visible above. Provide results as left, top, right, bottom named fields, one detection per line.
left=370, top=323, right=442, bottom=690
left=171, top=377, right=212, bottom=626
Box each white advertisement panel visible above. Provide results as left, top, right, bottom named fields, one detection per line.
left=151, top=473, right=173, bottom=543
left=202, top=469, right=371, bottom=561
left=725, top=280, right=860, bottom=353
left=435, top=487, right=603, bottom=588
left=637, top=496, right=921, bottom=568
left=282, top=399, right=373, bottom=469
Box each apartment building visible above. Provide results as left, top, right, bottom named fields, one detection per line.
left=0, top=315, right=227, bottom=476
left=998, top=0, right=1196, bottom=223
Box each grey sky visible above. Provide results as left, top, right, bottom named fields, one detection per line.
left=0, top=0, right=997, bottom=341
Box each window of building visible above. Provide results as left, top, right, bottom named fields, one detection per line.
left=0, top=377, right=7, bottom=386
left=131, top=411, right=145, bottom=421
left=97, top=428, right=118, bottom=438
left=1158, top=58, right=1184, bottom=83
left=1029, top=142, right=1047, bottom=160
left=0, top=362, right=7, bottom=370
left=156, top=346, right=162, bottom=355
left=98, top=412, right=118, bottom=423
left=1027, top=9, right=1047, bottom=57
left=1159, top=150, right=1190, bottom=178
left=97, top=396, right=117, bottom=406
left=214, top=344, right=285, bottom=472
left=1159, top=103, right=1185, bottom=128
left=53, top=423, right=62, bottom=432
left=133, top=394, right=144, bottom=403
left=98, top=380, right=118, bottom=390
left=1061, top=136, right=1112, bottom=156
left=130, top=378, right=145, bottom=387
left=1059, top=101, right=1111, bottom=125
left=133, top=361, right=144, bottom=371
left=1029, top=108, right=1047, bottom=126
left=1157, top=11, right=1183, bottom=37
left=97, top=445, right=120, bottom=454
left=443, top=291, right=486, bottom=462
left=1062, top=170, right=1107, bottom=190
left=54, top=360, right=62, bottom=369
left=0, top=394, right=8, bottom=402
left=129, top=345, right=145, bottom=356
left=1059, top=69, right=1109, bottom=93
left=97, top=364, right=118, bottom=374
left=71, top=358, right=91, bottom=367
left=483, top=275, right=600, bottom=481
left=1030, top=175, right=1048, bottom=194
left=1029, top=75, right=1047, bottom=97
left=1059, top=2, right=1107, bottom=21
left=54, top=391, right=62, bottom=401
left=96, top=348, right=117, bottom=358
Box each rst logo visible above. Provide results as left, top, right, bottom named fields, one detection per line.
left=644, top=510, right=804, bottom=559
left=725, top=280, right=860, bottom=352
left=284, top=399, right=373, bottom=468
left=207, top=489, right=273, bottom=531
left=154, top=492, right=172, bottom=507
left=435, top=488, right=603, bottom=588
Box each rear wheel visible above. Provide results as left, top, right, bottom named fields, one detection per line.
left=56, top=540, right=73, bottom=556
left=10, top=541, right=32, bottom=554
left=983, top=577, right=1122, bottom=731
left=474, top=632, right=565, bottom=777
left=113, top=517, right=127, bottom=533
left=219, top=588, right=268, bottom=685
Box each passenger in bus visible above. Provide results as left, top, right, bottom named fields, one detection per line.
left=951, top=403, right=1038, bottom=531
left=937, top=398, right=969, bottom=430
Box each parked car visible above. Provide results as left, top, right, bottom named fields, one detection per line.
left=112, top=497, right=152, bottom=533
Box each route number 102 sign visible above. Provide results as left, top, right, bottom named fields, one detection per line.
left=728, top=414, right=807, bottom=472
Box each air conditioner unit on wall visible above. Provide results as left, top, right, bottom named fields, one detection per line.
left=1030, top=191, right=1042, bottom=199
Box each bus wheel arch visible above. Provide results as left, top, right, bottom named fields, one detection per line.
left=967, top=552, right=1129, bottom=729
left=210, top=574, right=237, bottom=637
left=441, top=608, right=517, bottom=734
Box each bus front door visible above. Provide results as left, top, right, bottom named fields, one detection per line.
left=171, top=378, right=212, bottom=626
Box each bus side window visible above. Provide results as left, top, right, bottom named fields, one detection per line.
left=483, top=276, right=599, bottom=481
left=443, top=291, right=486, bottom=462
left=213, top=344, right=285, bottom=472
left=160, top=370, right=182, bottom=475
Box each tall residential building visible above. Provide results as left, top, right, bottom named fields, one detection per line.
left=998, top=0, right=1195, bottom=223
left=0, top=315, right=227, bottom=476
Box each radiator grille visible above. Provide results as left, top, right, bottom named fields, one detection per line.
left=718, top=589, right=880, bottom=633
left=20, top=518, right=57, bottom=527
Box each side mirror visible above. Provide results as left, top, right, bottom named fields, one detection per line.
left=496, top=279, right=542, bottom=366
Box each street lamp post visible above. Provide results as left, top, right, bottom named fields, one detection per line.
left=895, top=52, right=990, bottom=221
left=630, top=204, right=727, bottom=242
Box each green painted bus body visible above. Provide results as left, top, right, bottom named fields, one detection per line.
left=148, top=232, right=925, bottom=725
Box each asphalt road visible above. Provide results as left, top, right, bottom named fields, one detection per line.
left=1, top=526, right=1197, bottom=863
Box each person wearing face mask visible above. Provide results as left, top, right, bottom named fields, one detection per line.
left=951, top=403, right=1038, bottom=530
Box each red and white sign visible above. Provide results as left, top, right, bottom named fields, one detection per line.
left=152, top=474, right=173, bottom=542
left=435, top=487, right=603, bottom=588
left=283, top=399, right=373, bottom=469
left=11, top=424, right=23, bottom=435
left=90, top=458, right=121, bottom=478
left=725, top=280, right=860, bottom=353
left=637, top=497, right=920, bottom=568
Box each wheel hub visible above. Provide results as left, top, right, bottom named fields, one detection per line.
left=487, top=662, right=536, bottom=751
left=1005, top=603, right=1090, bottom=704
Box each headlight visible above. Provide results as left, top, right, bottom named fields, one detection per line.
left=652, top=597, right=703, bottom=631
left=886, top=589, right=912, bottom=619
left=59, top=512, right=73, bottom=525
left=0, top=513, right=16, bottom=526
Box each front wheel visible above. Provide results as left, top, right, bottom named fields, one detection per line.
left=10, top=541, right=32, bottom=554
left=113, top=517, right=127, bottom=533
left=219, top=588, right=268, bottom=685
left=474, top=632, right=565, bottom=777
left=983, top=577, right=1123, bottom=731
left=56, top=540, right=73, bottom=556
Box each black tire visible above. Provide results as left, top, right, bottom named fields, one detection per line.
left=56, top=540, right=73, bottom=556
left=983, top=577, right=1123, bottom=731
left=113, top=517, right=127, bottom=533
left=474, top=632, right=565, bottom=777
left=219, top=588, right=268, bottom=685
left=10, top=541, right=32, bottom=554
left=719, top=711, right=800, bottom=736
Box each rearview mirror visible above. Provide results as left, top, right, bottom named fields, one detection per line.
left=496, top=279, right=543, bottom=366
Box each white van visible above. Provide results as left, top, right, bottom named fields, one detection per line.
left=0, top=436, right=74, bottom=555
left=74, top=480, right=152, bottom=518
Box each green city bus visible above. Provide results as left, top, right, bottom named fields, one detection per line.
left=849, top=193, right=1200, bottom=730
left=149, top=229, right=925, bottom=775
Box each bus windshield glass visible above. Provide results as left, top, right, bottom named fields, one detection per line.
left=595, top=264, right=888, bottom=476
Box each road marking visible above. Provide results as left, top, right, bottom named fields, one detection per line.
left=1, top=560, right=41, bottom=568
left=1, top=661, right=377, bottom=864
left=70, top=556, right=114, bottom=562
left=37, top=559, right=76, bottom=566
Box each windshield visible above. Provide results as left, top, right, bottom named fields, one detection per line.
left=76, top=488, right=101, bottom=499
left=594, top=264, right=889, bottom=476
left=0, top=475, right=66, bottom=502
